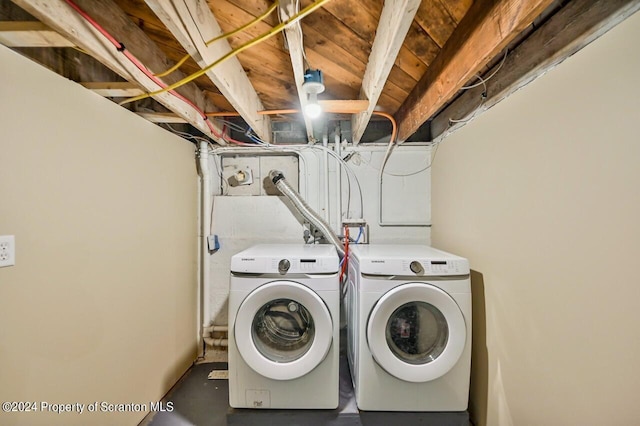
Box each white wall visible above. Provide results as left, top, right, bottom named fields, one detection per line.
left=206, top=144, right=432, bottom=324
left=0, top=46, right=198, bottom=426
left=431, top=11, right=640, bottom=426
left=344, top=145, right=433, bottom=236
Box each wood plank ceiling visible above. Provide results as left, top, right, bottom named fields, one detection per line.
left=2, top=0, right=638, bottom=144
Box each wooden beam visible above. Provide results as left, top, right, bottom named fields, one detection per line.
left=152, top=99, right=369, bottom=118
left=137, top=112, right=187, bottom=123
left=145, top=0, right=271, bottom=142
left=351, top=0, right=420, bottom=144
left=395, top=0, right=555, bottom=141
left=0, top=21, right=74, bottom=46
left=80, top=82, right=144, bottom=97
left=321, top=99, right=368, bottom=114
left=279, top=0, right=314, bottom=142
left=431, top=0, right=640, bottom=141
left=11, top=0, right=225, bottom=144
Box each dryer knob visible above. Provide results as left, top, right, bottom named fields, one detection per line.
left=410, top=261, right=424, bottom=275
left=278, top=259, right=291, bottom=274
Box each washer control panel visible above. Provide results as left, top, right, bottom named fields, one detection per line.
left=272, top=257, right=331, bottom=274
left=230, top=244, right=339, bottom=274
left=409, top=261, right=424, bottom=274
left=278, top=259, right=291, bottom=275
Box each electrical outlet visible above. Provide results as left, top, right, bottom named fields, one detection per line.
left=0, top=235, right=16, bottom=267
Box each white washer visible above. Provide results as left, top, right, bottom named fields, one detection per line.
left=346, top=244, right=471, bottom=411
left=228, top=244, right=340, bottom=409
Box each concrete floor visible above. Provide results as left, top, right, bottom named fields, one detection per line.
left=139, top=356, right=470, bottom=426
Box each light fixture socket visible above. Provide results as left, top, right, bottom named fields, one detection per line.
left=302, top=69, right=325, bottom=94
left=303, top=69, right=324, bottom=119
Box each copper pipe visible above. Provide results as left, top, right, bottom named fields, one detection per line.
left=203, top=109, right=397, bottom=143
left=258, top=109, right=300, bottom=115
left=206, top=110, right=395, bottom=131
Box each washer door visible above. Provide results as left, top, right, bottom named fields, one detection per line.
left=235, top=281, right=333, bottom=380
left=367, top=283, right=466, bottom=383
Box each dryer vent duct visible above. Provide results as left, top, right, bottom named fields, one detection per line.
left=269, top=169, right=345, bottom=258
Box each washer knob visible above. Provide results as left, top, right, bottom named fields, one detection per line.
left=278, top=259, right=291, bottom=275
left=410, top=261, right=424, bottom=275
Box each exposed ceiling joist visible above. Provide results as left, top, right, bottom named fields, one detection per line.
left=11, top=0, right=226, bottom=144
left=431, top=0, right=640, bottom=142
left=321, top=99, right=368, bottom=114
left=351, top=0, right=420, bottom=145
left=145, top=0, right=272, bottom=142
left=138, top=99, right=369, bottom=121
left=137, top=112, right=187, bottom=123
left=279, top=0, right=314, bottom=142
left=395, top=0, right=556, bottom=142
left=0, top=21, right=73, bottom=46
left=80, top=82, right=145, bottom=97
left=5, top=0, right=632, bottom=147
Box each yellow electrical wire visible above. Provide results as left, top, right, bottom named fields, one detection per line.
left=154, top=54, right=190, bottom=79
left=206, top=1, right=278, bottom=47
left=70, top=45, right=90, bottom=55
left=154, top=1, right=279, bottom=78
left=121, top=0, right=331, bottom=106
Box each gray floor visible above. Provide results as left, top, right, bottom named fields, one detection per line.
left=140, top=356, right=470, bottom=426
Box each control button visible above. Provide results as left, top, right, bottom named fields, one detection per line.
left=409, top=261, right=424, bottom=275
left=278, top=259, right=291, bottom=275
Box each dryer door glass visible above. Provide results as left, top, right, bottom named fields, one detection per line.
left=252, top=298, right=315, bottom=362
left=386, top=302, right=448, bottom=364
left=367, top=283, right=467, bottom=382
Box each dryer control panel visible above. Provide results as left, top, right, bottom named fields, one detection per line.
left=402, top=259, right=468, bottom=276
left=351, top=245, right=470, bottom=276
left=359, top=258, right=468, bottom=276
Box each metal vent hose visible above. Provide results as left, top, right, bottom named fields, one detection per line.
left=269, top=169, right=345, bottom=258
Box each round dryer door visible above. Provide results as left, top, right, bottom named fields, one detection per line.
left=367, top=283, right=466, bottom=383
left=235, top=281, right=333, bottom=381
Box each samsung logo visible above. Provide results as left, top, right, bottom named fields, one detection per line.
left=371, top=260, right=385, bottom=264
left=241, top=258, right=256, bottom=261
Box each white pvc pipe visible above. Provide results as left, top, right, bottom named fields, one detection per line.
left=204, top=325, right=228, bottom=334
left=334, top=129, right=342, bottom=228
left=196, top=176, right=202, bottom=350
left=204, top=337, right=229, bottom=347
left=198, top=141, right=212, bottom=329
left=322, top=131, right=330, bottom=222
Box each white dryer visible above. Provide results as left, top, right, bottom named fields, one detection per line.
left=228, top=244, right=340, bottom=409
left=346, top=245, right=471, bottom=411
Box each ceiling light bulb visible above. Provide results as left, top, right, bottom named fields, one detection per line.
left=304, top=101, right=322, bottom=119
left=302, top=69, right=325, bottom=119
